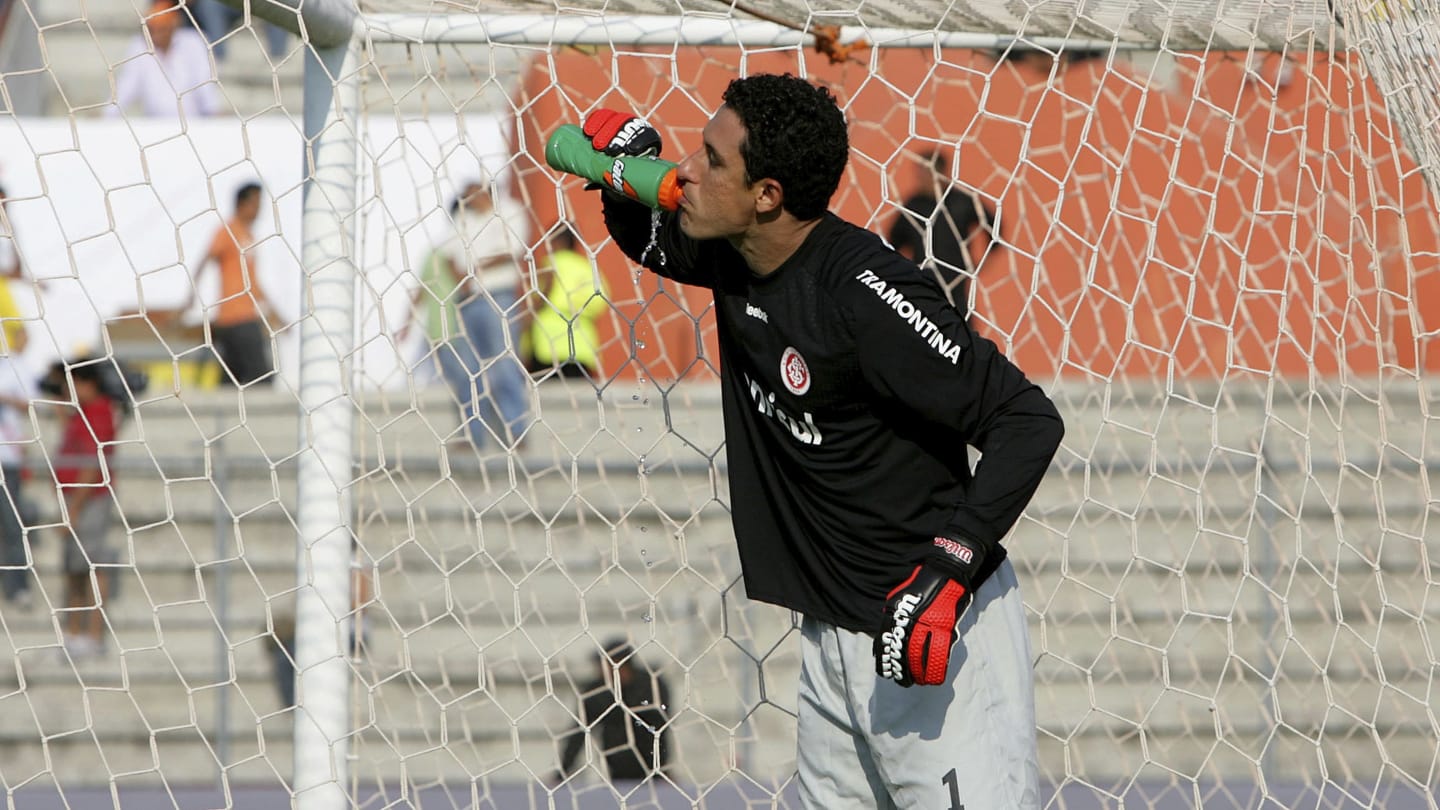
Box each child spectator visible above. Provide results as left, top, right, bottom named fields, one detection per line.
left=50, top=360, right=120, bottom=659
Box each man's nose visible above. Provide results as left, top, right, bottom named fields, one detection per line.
left=676, top=151, right=700, bottom=186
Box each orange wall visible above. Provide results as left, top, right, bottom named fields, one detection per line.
left=510, top=46, right=1440, bottom=383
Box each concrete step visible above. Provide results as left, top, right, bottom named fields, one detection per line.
left=20, top=379, right=1438, bottom=508
left=2, top=638, right=1434, bottom=786
left=29, top=0, right=168, bottom=115
left=93, top=377, right=1440, bottom=461
left=2, top=724, right=1434, bottom=796
left=24, top=0, right=534, bottom=118
left=0, top=726, right=802, bottom=791
left=1034, top=727, right=1440, bottom=788
left=1055, top=379, right=1440, bottom=466
left=84, top=450, right=1435, bottom=527
left=51, top=381, right=1426, bottom=543
left=35, top=0, right=147, bottom=31
left=5, top=458, right=1418, bottom=574
left=96, top=379, right=723, bottom=469
left=44, top=504, right=1436, bottom=584
left=4, top=600, right=1429, bottom=716
left=2, top=593, right=1416, bottom=686
left=4, top=538, right=1430, bottom=660
left=14, top=480, right=1428, bottom=605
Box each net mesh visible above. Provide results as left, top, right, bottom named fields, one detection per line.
left=0, top=1, right=1436, bottom=808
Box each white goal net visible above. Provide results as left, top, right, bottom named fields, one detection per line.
left=0, top=0, right=1437, bottom=808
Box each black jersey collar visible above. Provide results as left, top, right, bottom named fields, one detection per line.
left=747, top=213, right=842, bottom=285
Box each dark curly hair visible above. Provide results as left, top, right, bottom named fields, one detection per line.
left=721, top=74, right=849, bottom=221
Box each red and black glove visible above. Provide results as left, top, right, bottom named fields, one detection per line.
left=582, top=108, right=663, bottom=158
left=874, top=535, right=987, bottom=687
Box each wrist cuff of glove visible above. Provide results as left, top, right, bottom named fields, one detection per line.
left=924, top=534, right=987, bottom=582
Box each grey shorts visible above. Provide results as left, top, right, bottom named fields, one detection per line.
left=796, top=559, right=1040, bottom=810
left=63, top=494, right=116, bottom=575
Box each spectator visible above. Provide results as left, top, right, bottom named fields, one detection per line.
left=554, top=638, right=673, bottom=785
left=180, top=182, right=277, bottom=386
left=887, top=149, right=997, bottom=318
left=50, top=360, right=120, bottom=659
left=525, top=226, right=609, bottom=380
left=107, top=0, right=222, bottom=119
left=398, top=225, right=484, bottom=447
left=193, top=0, right=289, bottom=61
left=0, top=287, right=34, bottom=611
left=440, top=179, right=531, bottom=449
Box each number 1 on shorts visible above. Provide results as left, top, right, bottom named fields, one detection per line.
left=942, top=767, right=964, bottom=810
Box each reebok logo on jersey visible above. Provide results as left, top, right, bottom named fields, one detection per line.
left=746, top=303, right=769, bottom=323
left=780, top=347, right=810, bottom=395
left=854, top=269, right=963, bottom=365
left=880, top=593, right=922, bottom=681
left=745, top=372, right=822, bottom=445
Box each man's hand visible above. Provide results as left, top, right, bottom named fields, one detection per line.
left=582, top=109, right=663, bottom=158
left=874, top=535, right=987, bottom=687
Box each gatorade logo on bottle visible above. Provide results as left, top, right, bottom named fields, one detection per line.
left=605, top=158, right=637, bottom=199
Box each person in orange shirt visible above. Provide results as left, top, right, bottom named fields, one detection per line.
left=185, top=183, right=276, bottom=386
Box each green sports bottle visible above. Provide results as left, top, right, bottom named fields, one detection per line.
left=545, top=124, right=682, bottom=212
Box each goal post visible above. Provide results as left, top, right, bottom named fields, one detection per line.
left=0, top=0, right=1437, bottom=808
left=292, top=34, right=363, bottom=810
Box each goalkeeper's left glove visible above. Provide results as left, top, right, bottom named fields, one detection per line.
left=874, top=535, right=987, bottom=687
left=582, top=109, right=663, bottom=158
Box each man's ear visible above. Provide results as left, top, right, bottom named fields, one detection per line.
left=754, top=178, right=784, bottom=216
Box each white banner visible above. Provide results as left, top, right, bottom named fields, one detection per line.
left=0, top=113, right=513, bottom=389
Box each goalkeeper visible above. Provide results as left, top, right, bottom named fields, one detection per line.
left=578, top=74, right=1063, bottom=809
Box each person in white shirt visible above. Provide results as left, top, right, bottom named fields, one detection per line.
left=107, top=0, right=222, bottom=119
left=442, top=178, right=532, bottom=450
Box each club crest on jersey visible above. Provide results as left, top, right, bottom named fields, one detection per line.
left=780, top=347, right=810, bottom=395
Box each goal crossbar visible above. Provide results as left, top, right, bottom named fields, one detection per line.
left=232, top=4, right=1343, bottom=52
left=355, top=14, right=1135, bottom=53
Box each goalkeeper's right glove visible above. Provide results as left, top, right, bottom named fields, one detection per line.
left=874, top=535, right=987, bottom=687
left=583, top=109, right=663, bottom=158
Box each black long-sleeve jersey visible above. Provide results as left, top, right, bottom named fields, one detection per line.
left=604, top=196, right=1064, bottom=635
